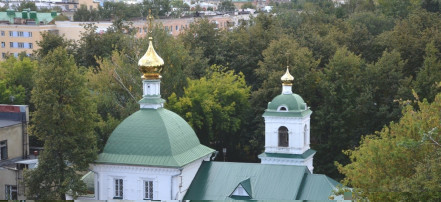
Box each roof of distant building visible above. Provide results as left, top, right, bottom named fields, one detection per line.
left=184, top=161, right=340, bottom=200
left=0, top=11, right=57, bottom=24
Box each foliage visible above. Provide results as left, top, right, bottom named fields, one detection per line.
left=167, top=66, right=251, bottom=161
left=53, top=14, right=70, bottom=21
left=73, top=5, right=100, bottom=21
left=25, top=48, right=97, bottom=199
left=0, top=80, right=25, bottom=104
left=35, top=31, right=76, bottom=58
left=16, top=2, right=37, bottom=12
left=179, top=18, right=220, bottom=76
left=337, top=93, right=441, bottom=201
left=218, top=0, right=236, bottom=12
left=0, top=57, right=37, bottom=105
left=414, top=42, right=441, bottom=102
left=75, top=22, right=134, bottom=68
left=241, top=2, right=255, bottom=9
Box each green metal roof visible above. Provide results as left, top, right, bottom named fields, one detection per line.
left=263, top=93, right=312, bottom=118
left=96, top=108, right=215, bottom=167
left=184, top=161, right=339, bottom=200
left=296, top=174, right=340, bottom=200
left=0, top=12, right=57, bottom=24
left=258, top=149, right=316, bottom=160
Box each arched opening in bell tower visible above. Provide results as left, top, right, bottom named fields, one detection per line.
left=278, top=126, right=289, bottom=147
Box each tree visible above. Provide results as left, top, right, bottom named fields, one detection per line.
left=35, top=31, right=76, bottom=58
left=73, top=5, right=100, bottom=21
left=241, top=2, right=255, bottom=9
left=17, top=2, right=37, bottom=11
left=0, top=57, right=36, bottom=104
left=25, top=48, right=97, bottom=199
left=414, top=42, right=441, bottom=102
left=337, top=93, right=441, bottom=201
left=179, top=18, right=221, bottom=75
left=218, top=0, right=236, bottom=12
left=167, top=66, right=251, bottom=161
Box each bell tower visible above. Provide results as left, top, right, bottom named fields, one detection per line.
left=258, top=68, right=315, bottom=173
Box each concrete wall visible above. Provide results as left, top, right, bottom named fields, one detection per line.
left=0, top=124, right=25, bottom=160
left=0, top=168, right=17, bottom=200
left=173, top=155, right=211, bottom=199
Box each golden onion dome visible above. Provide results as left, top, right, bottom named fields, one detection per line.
left=281, top=67, right=294, bottom=85
left=138, top=37, right=164, bottom=79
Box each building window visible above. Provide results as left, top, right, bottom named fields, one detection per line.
left=9, top=42, right=13, bottom=48
left=2, top=53, right=5, bottom=58
left=1, top=42, right=4, bottom=48
left=5, top=185, right=17, bottom=200
left=18, top=32, right=23, bottom=37
left=1, top=31, right=4, bottom=36
left=28, top=32, right=32, bottom=37
left=18, top=43, right=24, bottom=48
left=176, top=25, right=178, bottom=31
left=278, top=126, right=288, bottom=147
left=144, top=180, right=153, bottom=199
left=9, top=31, right=13, bottom=37
left=0, top=141, right=7, bottom=160
left=29, top=43, right=33, bottom=49
left=114, top=179, right=123, bottom=199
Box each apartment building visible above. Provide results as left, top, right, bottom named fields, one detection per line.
left=0, top=105, right=32, bottom=200
left=0, top=11, right=57, bottom=59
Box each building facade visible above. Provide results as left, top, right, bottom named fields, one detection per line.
left=0, top=105, right=32, bottom=200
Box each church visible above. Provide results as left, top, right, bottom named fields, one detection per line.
left=67, top=19, right=341, bottom=201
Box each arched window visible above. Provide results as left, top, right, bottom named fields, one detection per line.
left=278, top=126, right=289, bottom=147
left=277, top=105, right=288, bottom=111
left=304, top=125, right=308, bottom=145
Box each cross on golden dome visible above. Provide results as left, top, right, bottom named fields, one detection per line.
left=138, top=10, right=164, bottom=79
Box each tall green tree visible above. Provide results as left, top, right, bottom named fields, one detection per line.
left=167, top=66, right=251, bottom=161
left=414, top=42, right=441, bottom=102
left=36, top=31, right=76, bottom=58
left=338, top=93, right=441, bottom=201
left=25, top=48, right=97, bottom=199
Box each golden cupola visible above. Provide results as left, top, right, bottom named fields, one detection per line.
left=281, top=67, right=294, bottom=85
left=138, top=13, right=164, bottom=80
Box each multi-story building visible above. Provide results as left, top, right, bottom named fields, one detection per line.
left=0, top=104, right=35, bottom=200
left=0, top=11, right=58, bottom=58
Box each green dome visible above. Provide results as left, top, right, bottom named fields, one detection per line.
left=263, top=94, right=312, bottom=117
left=96, top=108, right=214, bottom=167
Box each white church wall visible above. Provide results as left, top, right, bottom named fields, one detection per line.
left=260, top=154, right=315, bottom=173
left=93, top=164, right=180, bottom=200
left=263, top=115, right=310, bottom=154
left=173, top=154, right=212, bottom=199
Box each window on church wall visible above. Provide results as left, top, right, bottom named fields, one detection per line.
left=278, top=126, right=288, bottom=147
left=114, top=178, right=123, bottom=199
left=144, top=180, right=154, bottom=199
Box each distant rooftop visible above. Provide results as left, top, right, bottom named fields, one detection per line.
left=0, top=11, right=57, bottom=25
